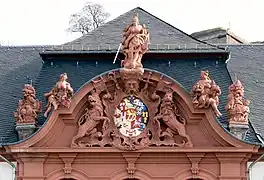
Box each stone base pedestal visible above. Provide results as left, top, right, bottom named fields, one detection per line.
left=16, top=124, right=36, bottom=140
left=229, top=124, right=249, bottom=140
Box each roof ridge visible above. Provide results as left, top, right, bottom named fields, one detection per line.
left=64, top=7, right=225, bottom=51
left=136, top=7, right=224, bottom=50
left=222, top=44, right=264, bottom=46
left=191, top=27, right=226, bottom=36
left=0, top=45, right=52, bottom=48
left=63, top=7, right=139, bottom=45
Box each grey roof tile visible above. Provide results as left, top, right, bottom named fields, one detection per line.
left=226, top=45, right=264, bottom=140
left=63, top=7, right=223, bottom=51
left=0, top=8, right=262, bottom=146
left=0, top=46, right=44, bottom=143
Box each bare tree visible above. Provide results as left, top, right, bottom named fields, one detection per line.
left=68, top=2, right=110, bottom=34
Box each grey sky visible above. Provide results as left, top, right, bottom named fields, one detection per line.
left=0, top=0, right=263, bottom=45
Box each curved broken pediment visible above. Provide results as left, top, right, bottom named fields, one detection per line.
left=71, top=69, right=193, bottom=150
left=7, top=69, right=258, bottom=152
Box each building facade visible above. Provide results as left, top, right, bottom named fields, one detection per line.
left=0, top=7, right=264, bottom=180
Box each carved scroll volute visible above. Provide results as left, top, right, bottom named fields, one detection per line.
left=58, top=153, right=77, bottom=175
left=122, top=153, right=141, bottom=179
left=191, top=70, right=222, bottom=117
left=44, top=73, right=74, bottom=117
left=186, top=153, right=205, bottom=179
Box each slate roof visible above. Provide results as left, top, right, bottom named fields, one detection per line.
left=0, top=47, right=260, bottom=145
left=191, top=27, right=248, bottom=44
left=63, top=7, right=224, bottom=52
left=0, top=46, right=45, bottom=143
left=0, top=7, right=262, bottom=146
left=226, top=45, right=264, bottom=141
left=33, top=54, right=232, bottom=131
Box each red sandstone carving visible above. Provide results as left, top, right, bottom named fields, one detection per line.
left=153, top=90, right=193, bottom=147
left=225, top=80, right=250, bottom=125
left=14, top=84, right=42, bottom=124
left=70, top=16, right=193, bottom=150
left=71, top=90, right=110, bottom=147
left=44, top=73, right=73, bottom=117
left=71, top=70, right=193, bottom=150
left=121, top=15, right=149, bottom=75
left=191, top=70, right=222, bottom=117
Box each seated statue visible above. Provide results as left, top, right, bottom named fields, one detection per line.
left=191, top=70, right=222, bottom=117
left=121, top=15, right=149, bottom=73
left=44, top=73, right=73, bottom=117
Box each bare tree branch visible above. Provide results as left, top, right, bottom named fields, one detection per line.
left=68, top=2, right=110, bottom=34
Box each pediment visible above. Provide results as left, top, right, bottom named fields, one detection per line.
left=7, top=69, right=257, bottom=152
left=7, top=12, right=257, bottom=154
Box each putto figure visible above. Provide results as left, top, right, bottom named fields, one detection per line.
left=225, top=80, right=250, bottom=125
left=14, top=84, right=42, bottom=124
left=191, top=70, right=222, bottom=117
left=121, top=15, right=149, bottom=74
left=44, top=73, right=73, bottom=117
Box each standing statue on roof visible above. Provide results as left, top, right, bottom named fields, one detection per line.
left=121, top=14, right=149, bottom=74
left=44, top=73, right=74, bottom=117
left=191, top=70, right=222, bottom=117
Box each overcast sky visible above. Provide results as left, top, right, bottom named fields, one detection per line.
left=0, top=0, right=263, bottom=45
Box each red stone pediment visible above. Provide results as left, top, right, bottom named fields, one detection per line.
left=7, top=69, right=258, bottom=153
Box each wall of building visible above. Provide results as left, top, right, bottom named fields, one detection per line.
left=0, top=161, right=264, bottom=179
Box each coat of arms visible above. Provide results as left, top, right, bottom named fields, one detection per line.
left=114, top=96, right=149, bottom=137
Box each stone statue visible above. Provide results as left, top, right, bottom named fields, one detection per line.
left=121, top=15, right=149, bottom=74
left=14, top=84, right=42, bottom=124
left=153, top=91, right=193, bottom=147
left=71, top=90, right=110, bottom=147
left=225, top=80, right=250, bottom=124
left=191, top=70, right=222, bottom=117
left=69, top=15, right=194, bottom=150
left=44, top=73, right=73, bottom=117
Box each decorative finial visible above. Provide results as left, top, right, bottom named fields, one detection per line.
left=226, top=80, right=249, bottom=125
left=226, top=80, right=249, bottom=139
left=14, top=84, right=42, bottom=140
